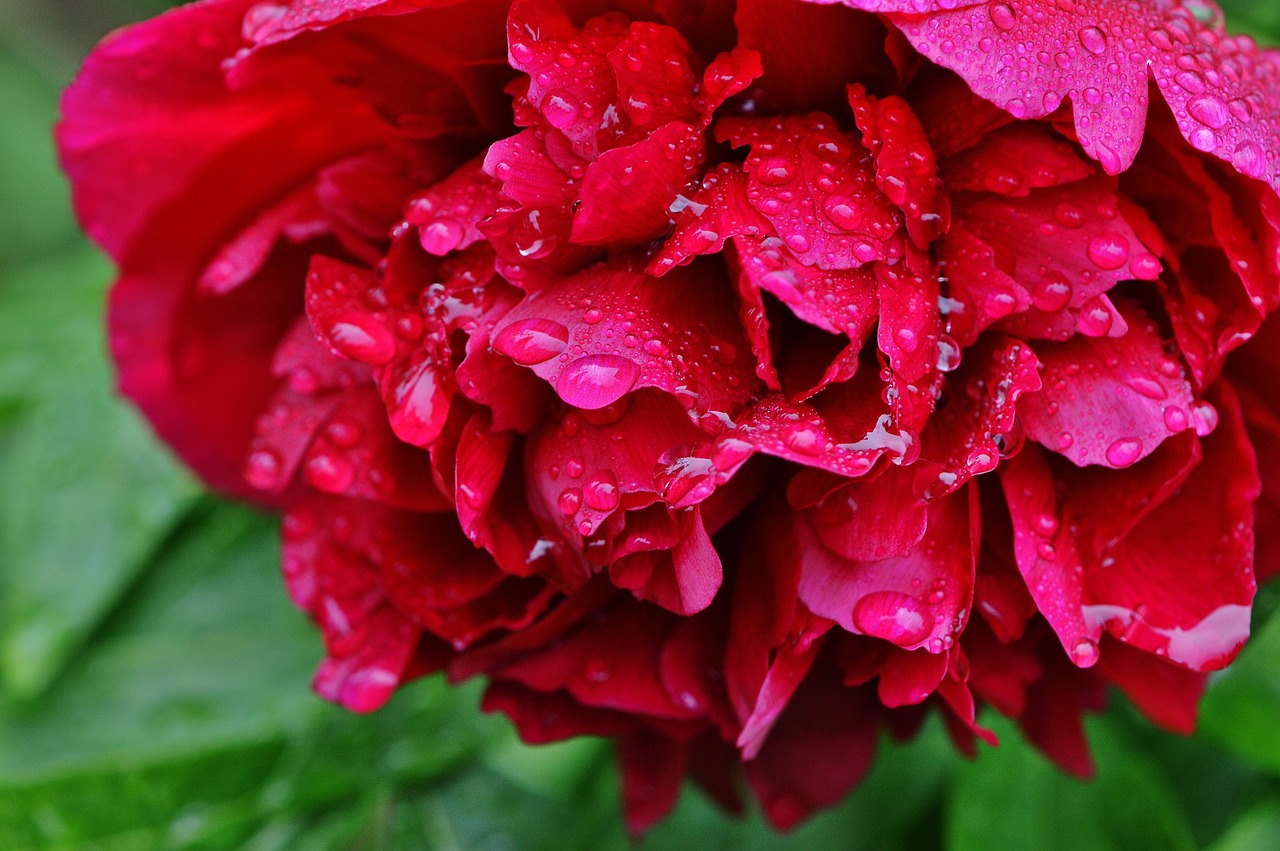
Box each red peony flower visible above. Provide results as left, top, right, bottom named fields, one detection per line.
left=60, top=0, right=1280, bottom=833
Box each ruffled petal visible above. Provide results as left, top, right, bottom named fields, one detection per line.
left=816, top=0, right=1280, bottom=188
left=1019, top=301, right=1198, bottom=468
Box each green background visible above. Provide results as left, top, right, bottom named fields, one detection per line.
left=1, top=1, right=1279, bottom=848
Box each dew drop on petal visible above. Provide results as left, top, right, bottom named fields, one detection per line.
left=558, top=487, right=583, bottom=515
left=244, top=449, right=283, bottom=490
left=1087, top=233, right=1130, bottom=270
left=418, top=218, right=465, bottom=255
left=852, top=591, right=932, bottom=647
left=305, top=451, right=356, bottom=492
left=329, top=314, right=397, bottom=365
left=1191, top=399, right=1219, bottom=436
left=1078, top=26, right=1107, bottom=55
left=492, top=318, right=570, bottom=365
left=1072, top=639, right=1100, bottom=667
left=1105, top=437, right=1143, bottom=468
left=556, top=354, right=641, bottom=409
left=1164, top=405, right=1189, bottom=432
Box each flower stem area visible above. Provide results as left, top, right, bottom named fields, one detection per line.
left=2, top=1, right=1280, bottom=849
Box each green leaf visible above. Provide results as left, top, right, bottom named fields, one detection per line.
left=1200, top=604, right=1280, bottom=775
left=946, top=714, right=1196, bottom=851
left=0, top=246, right=199, bottom=698
left=1204, top=804, right=1280, bottom=851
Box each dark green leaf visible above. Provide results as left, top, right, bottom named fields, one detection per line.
left=0, top=247, right=199, bottom=699
left=946, top=714, right=1195, bottom=851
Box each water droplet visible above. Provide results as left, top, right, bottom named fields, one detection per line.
left=556, top=354, right=641, bottom=409
left=1188, top=94, right=1230, bottom=129
left=852, top=591, right=932, bottom=647
left=1190, top=399, right=1218, bottom=436
left=756, top=157, right=796, bottom=186
left=1088, top=233, right=1131, bottom=270
left=784, top=424, right=824, bottom=456
left=1164, top=406, right=1189, bottom=432
left=1129, top=252, right=1162, bottom=280
left=936, top=335, right=962, bottom=372
left=328, top=314, right=397, bottom=365
left=305, top=451, right=355, bottom=492
left=1078, top=26, right=1107, bottom=55
left=989, top=3, right=1016, bottom=31
left=1105, top=437, right=1143, bottom=467
left=1033, top=512, right=1060, bottom=537
left=822, top=196, right=863, bottom=230
left=244, top=449, right=283, bottom=490
left=583, top=471, right=620, bottom=511
left=1126, top=376, right=1167, bottom=400
left=493, top=318, right=570, bottom=365
left=419, top=218, right=465, bottom=255
left=558, top=488, right=583, bottom=515
left=1072, top=639, right=1100, bottom=667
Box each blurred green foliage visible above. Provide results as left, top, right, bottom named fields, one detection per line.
left=1, top=0, right=1279, bottom=848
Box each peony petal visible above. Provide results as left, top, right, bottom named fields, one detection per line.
left=571, top=122, right=706, bottom=245
left=943, top=123, right=1095, bottom=198
left=798, top=487, right=977, bottom=653
left=1084, top=382, right=1257, bottom=672
left=1019, top=301, right=1198, bottom=468
left=610, top=507, right=725, bottom=615
left=919, top=335, right=1042, bottom=497
left=492, top=263, right=758, bottom=416
left=743, top=657, right=879, bottom=831
left=812, top=0, right=1280, bottom=188
left=849, top=84, right=949, bottom=247
left=806, top=465, right=928, bottom=562
left=1123, top=114, right=1269, bottom=387
left=619, top=731, right=689, bottom=837
left=959, top=177, right=1157, bottom=341
left=1095, top=637, right=1205, bottom=735
left=717, top=114, right=903, bottom=270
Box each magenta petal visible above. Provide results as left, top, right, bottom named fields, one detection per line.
left=405, top=157, right=504, bottom=257
left=736, top=636, right=825, bottom=759
left=944, top=123, right=1095, bottom=198
left=1085, top=383, right=1258, bottom=672
left=849, top=84, right=949, bottom=247
left=649, top=166, right=774, bottom=276
left=610, top=507, right=725, bottom=615
left=959, top=178, right=1156, bottom=340
left=819, top=0, right=1280, bottom=188
left=807, top=465, right=928, bottom=562
left=492, top=264, right=758, bottom=417
left=1020, top=302, right=1197, bottom=468
left=876, top=647, right=949, bottom=708
left=718, top=114, right=903, bottom=269
left=798, top=489, right=977, bottom=652
left=525, top=392, right=705, bottom=540
left=743, top=659, right=879, bottom=831
left=919, top=335, right=1042, bottom=497
left=735, top=0, right=896, bottom=114
left=571, top=122, right=705, bottom=245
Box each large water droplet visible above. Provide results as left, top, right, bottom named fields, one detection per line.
left=244, top=448, right=283, bottom=490
left=852, top=591, right=933, bottom=647
left=1105, top=437, right=1143, bottom=467
left=583, top=471, right=620, bottom=511
left=1078, top=26, right=1107, bottom=55
left=419, top=218, right=465, bottom=255
left=305, top=451, right=356, bottom=492
left=1188, top=95, right=1230, bottom=129
left=492, top=318, right=570, bottom=365
left=556, top=354, right=641, bottom=409
left=989, top=3, right=1016, bottom=31
left=327, top=313, right=396, bottom=365
left=1087, top=233, right=1131, bottom=270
